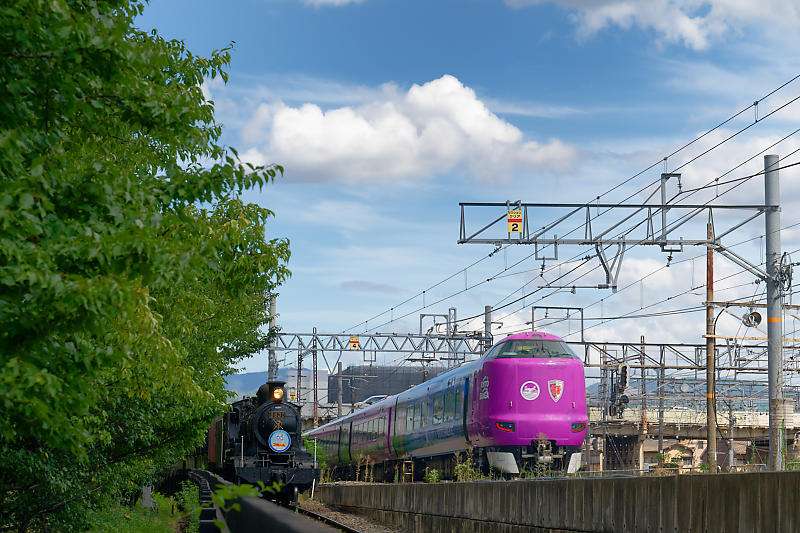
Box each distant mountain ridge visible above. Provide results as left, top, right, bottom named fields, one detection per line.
left=225, top=368, right=302, bottom=398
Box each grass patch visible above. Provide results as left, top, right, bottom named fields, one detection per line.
left=87, top=486, right=198, bottom=533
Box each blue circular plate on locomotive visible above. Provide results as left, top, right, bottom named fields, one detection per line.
left=268, top=430, right=291, bottom=452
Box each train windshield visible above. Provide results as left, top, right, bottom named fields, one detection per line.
left=489, top=339, right=579, bottom=359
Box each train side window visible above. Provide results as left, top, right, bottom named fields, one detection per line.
left=420, top=400, right=428, bottom=427
left=407, top=404, right=415, bottom=431
left=396, top=404, right=404, bottom=434
left=454, top=390, right=462, bottom=419
left=433, top=394, right=443, bottom=425
left=444, top=390, right=454, bottom=421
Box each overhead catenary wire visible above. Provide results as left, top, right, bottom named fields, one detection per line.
left=479, top=135, right=800, bottom=334
left=491, top=219, right=800, bottom=339
left=455, top=99, right=800, bottom=329
left=340, top=74, right=800, bottom=335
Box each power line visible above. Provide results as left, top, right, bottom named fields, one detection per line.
left=340, top=74, right=800, bottom=335
left=454, top=103, right=800, bottom=328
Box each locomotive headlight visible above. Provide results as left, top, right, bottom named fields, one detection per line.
left=272, top=387, right=284, bottom=401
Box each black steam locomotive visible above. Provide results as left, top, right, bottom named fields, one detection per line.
left=208, top=381, right=319, bottom=503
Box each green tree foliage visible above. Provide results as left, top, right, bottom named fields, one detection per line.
left=0, top=1, right=289, bottom=529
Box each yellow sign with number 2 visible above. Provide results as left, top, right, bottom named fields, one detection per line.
left=507, top=210, right=522, bottom=233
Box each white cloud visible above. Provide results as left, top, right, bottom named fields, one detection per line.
left=301, top=0, right=364, bottom=5
left=239, top=75, right=577, bottom=182
left=507, top=0, right=800, bottom=50
left=340, top=280, right=400, bottom=294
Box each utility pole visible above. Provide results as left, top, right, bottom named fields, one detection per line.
left=765, top=154, right=785, bottom=471
left=728, top=401, right=735, bottom=470
left=312, top=327, right=318, bottom=428
left=296, top=348, right=303, bottom=411
left=706, top=220, right=717, bottom=471
left=268, top=294, right=277, bottom=381
left=658, top=347, right=665, bottom=454
left=337, top=362, right=343, bottom=418
left=349, top=380, right=355, bottom=413
left=484, top=305, right=492, bottom=352
left=640, top=336, right=647, bottom=431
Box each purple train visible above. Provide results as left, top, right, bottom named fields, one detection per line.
left=304, top=331, right=588, bottom=479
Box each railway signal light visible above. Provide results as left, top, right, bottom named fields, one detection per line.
left=618, top=363, right=629, bottom=390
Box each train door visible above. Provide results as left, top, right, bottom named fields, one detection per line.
left=385, top=406, right=392, bottom=458
left=462, top=377, right=471, bottom=444
left=346, top=420, right=353, bottom=464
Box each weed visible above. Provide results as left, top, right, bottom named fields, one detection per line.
left=423, top=468, right=441, bottom=483
left=453, top=453, right=480, bottom=482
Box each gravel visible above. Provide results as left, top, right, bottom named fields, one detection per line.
left=299, top=498, right=406, bottom=533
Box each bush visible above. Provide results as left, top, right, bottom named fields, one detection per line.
left=175, top=481, right=200, bottom=533
left=87, top=490, right=175, bottom=533
left=453, top=454, right=480, bottom=482
left=424, top=468, right=441, bottom=483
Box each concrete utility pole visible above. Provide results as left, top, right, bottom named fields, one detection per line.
left=706, top=221, right=717, bottom=471
left=312, top=327, right=318, bottom=428
left=296, top=350, right=303, bottom=410
left=337, top=362, right=343, bottom=418
left=268, top=294, right=277, bottom=381
left=765, top=154, right=785, bottom=471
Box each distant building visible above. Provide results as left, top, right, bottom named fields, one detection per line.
left=642, top=438, right=750, bottom=470
left=328, top=364, right=446, bottom=404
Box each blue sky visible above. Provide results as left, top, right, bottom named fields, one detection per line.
left=139, top=0, right=800, bottom=375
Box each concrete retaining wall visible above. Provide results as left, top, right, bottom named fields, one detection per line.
left=316, top=472, right=800, bottom=532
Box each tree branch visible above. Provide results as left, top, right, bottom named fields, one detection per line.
left=0, top=482, right=39, bottom=494
left=3, top=52, right=55, bottom=59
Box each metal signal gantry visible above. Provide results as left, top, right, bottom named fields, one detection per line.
left=458, top=158, right=792, bottom=470
left=268, top=331, right=486, bottom=362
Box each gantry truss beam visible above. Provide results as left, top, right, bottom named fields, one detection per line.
left=458, top=201, right=767, bottom=247
left=576, top=340, right=800, bottom=373
left=269, top=332, right=486, bottom=360
left=270, top=335, right=800, bottom=372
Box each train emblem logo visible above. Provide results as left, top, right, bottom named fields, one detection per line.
left=548, top=380, right=564, bottom=402
left=268, top=430, right=291, bottom=453
left=520, top=380, right=540, bottom=400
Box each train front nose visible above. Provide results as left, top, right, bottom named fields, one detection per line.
left=485, top=358, right=588, bottom=446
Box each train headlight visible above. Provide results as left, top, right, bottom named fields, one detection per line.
left=272, top=387, right=284, bottom=401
